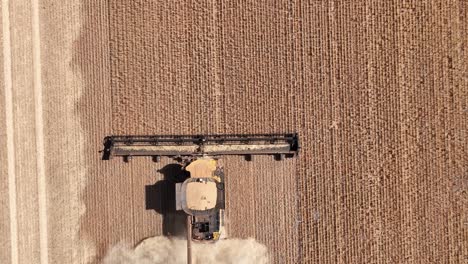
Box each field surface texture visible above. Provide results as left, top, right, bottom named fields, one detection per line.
left=1, top=1, right=467, bottom=263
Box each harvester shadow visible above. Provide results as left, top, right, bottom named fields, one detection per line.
left=145, top=163, right=189, bottom=237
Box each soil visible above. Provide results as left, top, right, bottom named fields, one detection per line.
left=1, top=1, right=467, bottom=264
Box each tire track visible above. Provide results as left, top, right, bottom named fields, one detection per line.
left=31, top=0, right=48, bottom=263
left=1, top=1, right=18, bottom=264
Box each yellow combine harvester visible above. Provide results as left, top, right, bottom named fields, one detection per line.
left=177, top=158, right=225, bottom=241
left=102, top=134, right=299, bottom=263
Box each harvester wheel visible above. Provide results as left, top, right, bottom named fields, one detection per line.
left=275, top=154, right=284, bottom=161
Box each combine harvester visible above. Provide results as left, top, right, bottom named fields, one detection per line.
left=102, top=134, right=300, bottom=263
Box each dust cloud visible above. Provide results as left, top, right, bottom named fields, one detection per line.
left=103, top=236, right=269, bottom=264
